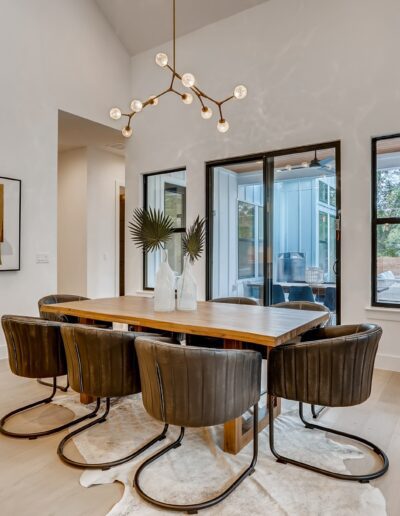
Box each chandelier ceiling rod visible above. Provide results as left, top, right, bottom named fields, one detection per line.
left=109, top=0, right=247, bottom=136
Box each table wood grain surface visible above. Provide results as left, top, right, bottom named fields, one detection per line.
left=41, top=295, right=329, bottom=347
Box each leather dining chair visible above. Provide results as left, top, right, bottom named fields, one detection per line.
left=273, top=300, right=330, bottom=321
left=267, top=324, right=389, bottom=482
left=273, top=300, right=330, bottom=418
left=0, top=315, right=99, bottom=439
left=57, top=324, right=175, bottom=470
left=288, top=285, right=315, bottom=303
left=272, top=284, right=285, bottom=304
left=211, top=296, right=259, bottom=305
left=38, top=294, right=89, bottom=324
left=38, top=294, right=115, bottom=391
left=133, top=338, right=262, bottom=513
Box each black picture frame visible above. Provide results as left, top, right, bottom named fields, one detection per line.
left=0, top=176, right=21, bottom=272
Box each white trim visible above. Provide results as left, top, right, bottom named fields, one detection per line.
left=0, top=345, right=7, bottom=360
left=365, top=306, right=400, bottom=322
left=115, top=180, right=125, bottom=296
left=135, top=290, right=154, bottom=298
left=375, top=353, right=400, bottom=372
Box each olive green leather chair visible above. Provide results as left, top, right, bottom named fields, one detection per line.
left=272, top=300, right=330, bottom=418
left=57, top=324, right=174, bottom=470
left=267, top=323, right=389, bottom=482
left=0, top=315, right=99, bottom=439
left=133, top=338, right=262, bottom=513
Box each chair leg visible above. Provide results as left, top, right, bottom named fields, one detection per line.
left=37, top=378, right=69, bottom=392
left=311, top=404, right=326, bottom=419
left=134, top=404, right=259, bottom=514
left=269, top=396, right=389, bottom=482
left=57, top=397, right=169, bottom=470
left=0, top=378, right=100, bottom=440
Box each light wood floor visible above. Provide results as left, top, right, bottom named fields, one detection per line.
left=0, top=359, right=399, bottom=515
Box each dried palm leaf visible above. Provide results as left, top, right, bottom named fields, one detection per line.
left=182, top=216, right=206, bottom=263
left=128, top=208, right=175, bottom=253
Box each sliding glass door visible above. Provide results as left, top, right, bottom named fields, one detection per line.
left=206, top=142, right=341, bottom=322
left=209, top=159, right=265, bottom=305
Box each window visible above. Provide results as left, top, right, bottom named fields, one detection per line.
left=372, top=135, right=400, bottom=306
left=143, top=168, right=186, bottom=289
left=238, top=201, right=256, bottom=279
left=319, top=181, right=329, bottom=204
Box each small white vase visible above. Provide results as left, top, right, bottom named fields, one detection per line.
left=177, top=257, right=197, bottom=311
left=154, top=249, right=175, bottom=312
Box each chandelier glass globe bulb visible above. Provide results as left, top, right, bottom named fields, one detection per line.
left=201, top=106, right=213, bottom=119
left=149, top=95, right=159, bottom=106
left=155, top=52, right=168, bottom=67
left=233, top=85, right=247, bottom=100
left=122, top=126, right=133, bottom=138
left=217, top=119, right=230, bottom=133
left=109, top=107, right=122, bottom=120
left=181, top=93, right=193, bottom=105
left=130, top=99, right=143, bottom=112
left=182, top=73, right=196, bottom=88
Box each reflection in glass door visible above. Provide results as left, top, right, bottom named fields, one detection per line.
left=207, top=142, right=341, bottom=322
left=209, top=160, right=265, bottom=305
left=272, top=147, right=339, bottom=322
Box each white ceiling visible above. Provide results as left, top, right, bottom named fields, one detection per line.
left=58, top=111, right=126, bottom=155
left=95, top=0, right=269, bottom=56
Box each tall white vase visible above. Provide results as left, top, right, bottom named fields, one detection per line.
left=177, top=257, right=197, bottom=311
left=154, top=249, right=175, bottom=312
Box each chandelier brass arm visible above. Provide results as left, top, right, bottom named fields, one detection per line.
left=109, top=0, right=247, bottom=137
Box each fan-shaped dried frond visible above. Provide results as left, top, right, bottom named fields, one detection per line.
left=182, top=216, right=206, bottom=263
left=128, top=208, right=175, bottom=253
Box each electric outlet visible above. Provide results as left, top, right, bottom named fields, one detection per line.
left=36, top=253, right=49, bottom=264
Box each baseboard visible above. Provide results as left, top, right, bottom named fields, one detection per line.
left=375, top=352, right=400, bottom=372
left=0, top=345, right=7, bottom=360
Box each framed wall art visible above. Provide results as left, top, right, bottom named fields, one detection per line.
left=0, top=177, right=21, bottom=271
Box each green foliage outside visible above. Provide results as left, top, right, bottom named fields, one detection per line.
left=377, top=168, right=400, bottom=257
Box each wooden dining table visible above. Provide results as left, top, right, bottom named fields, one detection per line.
left=42, top=295, right=329, bottom=455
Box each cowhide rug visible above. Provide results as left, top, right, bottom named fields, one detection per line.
left=55, top=394, right=386, bottom=515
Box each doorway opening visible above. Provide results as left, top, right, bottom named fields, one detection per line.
left=57, top=110, right=126, bottom=298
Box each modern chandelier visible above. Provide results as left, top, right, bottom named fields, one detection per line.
left=109, top=0, right=247, bottom=137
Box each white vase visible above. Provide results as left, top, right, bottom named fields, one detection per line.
left=154, top=249, right=175, bottom=312
left=177, top=257, right=197, bottom=311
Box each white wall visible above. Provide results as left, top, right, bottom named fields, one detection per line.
left=86, top=148, right=125, bottom=298
left=0, top=0, right=130, bottom=358
left=58, top=149, right=88, bottom=295
left=125, top=0, right=400, bottom=370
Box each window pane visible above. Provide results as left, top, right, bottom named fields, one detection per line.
left=376, top=224, right=400, bottom=304
left=238, top=201, right=255, bottom=279
left=319, top=181, right=328, bottom=204
left=329, top=186, right=336, bottom=207
left=211, top=162, right=264, bottom=304
left=376, top=168, right=400, bottom=218
left=144, top=169, right=186, bottom=289
left=319, top=211, right=328, bottom=272
left=164, top=183, right=186, bottom=228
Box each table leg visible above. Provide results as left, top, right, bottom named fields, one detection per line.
left=223, top=339, right=281, bottom=454
left=80, top=393, right=95, bottom=404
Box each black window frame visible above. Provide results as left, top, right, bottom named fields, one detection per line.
left=143, top=167, right=186, bottom=291
left=371, top=133, right=400, bottom=307
left=205, top=140, right=341, bottom=323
